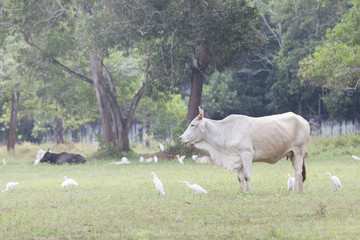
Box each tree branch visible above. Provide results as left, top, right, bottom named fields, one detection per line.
left=51, top=58, right=93, bottom=84
left=261, top=14, right=282, bottom=49
left=21, top=31, right=93, bottom=85
left=102, top=62, right=117, bottom=97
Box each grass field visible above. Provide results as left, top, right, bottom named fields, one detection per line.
left=1, top=138, right=360, bottom=239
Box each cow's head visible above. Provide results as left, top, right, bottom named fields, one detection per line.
left=40, top=152, right=52, bottom=163
left=179, top=106, right=207, bottom=145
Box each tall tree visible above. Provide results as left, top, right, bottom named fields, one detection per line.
left=265, top=0, right=351, bottom=115
left=182, top=0, right=263, bottom=120
left=0, top=33, right=31, bottom=151
left=2, top=0, right=168, bottom=151
left=7, top=87, right=19, bottom=151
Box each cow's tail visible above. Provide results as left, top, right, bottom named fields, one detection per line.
left=302, top=152, right=308, bottom=183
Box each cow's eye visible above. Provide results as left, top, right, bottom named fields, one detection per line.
left=190, top=124, right=195, bottom=127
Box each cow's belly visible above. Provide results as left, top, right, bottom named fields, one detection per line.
left=253, top=155, right=283, bottom=164
left=252, top=147, right=291, bottom=164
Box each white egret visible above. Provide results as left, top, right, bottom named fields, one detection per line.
left=61, top=176, right=78, bottom=191
left=154, top=156, right=158, bottom=163
left=121, top=157, right=130, bottom=164
left=192, top=155, right=198, bottom=161
left=287, top=173, right=295, bottom=192
left=140, top=156, right=144, bottom=163
left=177, top=155, right=185, bottom=165
left=352, top=155, right=360, bottom=161
left=3, top=159, right=6, bottom=166
left=35, top=149, right=47, bottom=166
left=108, top=157, right=131, bottom=165
left=327, top=172, right=342, bottom=192
left=159, top=143, right=165, bottom=152
left=182, top=181, right=207, bottom=195
left=151, top=172, right=165, bottom=196
left=2, top=182, right=19, bottom=192
left=34, top=158, right=40, bottom=166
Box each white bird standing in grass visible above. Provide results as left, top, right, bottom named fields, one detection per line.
left=34, top=158, right=40, bottom=166
left=352, top=155, right=360, bottom=161
left=177, top=155, right=185, bottom=165
left=327, top=172, right=342, bottom=192
left=151, top=172, right=165, bottom=196
left=159, top=143, right=165, bottom=152
left=192, top=155, right=198, bottom=161
left=287, top=173, right=295, bottom=192
left=2, top=182, right=19, bottom=192
left=108, top=157, right=131, bottom=165
left=182, top=181, right=207, bottom=195
left=140, top=156, right=144, bottom=163
left=3, top=158, right=6, bottom=166
left=61, top=176, right=78, bottom=191
left=154, top=156, right=158, bottom=163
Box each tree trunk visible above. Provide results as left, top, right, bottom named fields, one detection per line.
left=55, top=116, right=64, bottom=144
left=7, top=89, right=20, bottom=151
left=89, top=52, right=115, bottom=146
left=107, top=93, right=130, bottom=151
left=187, top=70, right=204, bottom=121
left=145, top=114, right=151, bottom=147
left=186, top=42, right=210, bottom=121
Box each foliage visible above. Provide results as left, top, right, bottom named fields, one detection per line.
left=150, top=95, right=187, bottom=141
left=166, top=141, right=207, bottom=157
left=321, top=90, right=360, bottom=119
left=93, top=133, right=139, bottom=159
left=202, top=71, right=239, bottom=119
left=2, top=0, right=360, bottom=151
left=265, top=0, right=352, bottom=115
left=299, top=0, right=360, bottom=91
left=136, top=94, right=188, bottom=141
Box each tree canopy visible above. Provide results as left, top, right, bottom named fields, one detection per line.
left=299, top=0, right=360, bottom=91
left=1, top=0, right=360, bottom=151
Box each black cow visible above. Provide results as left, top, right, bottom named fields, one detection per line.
left=40, top=151, right=87, bottom=165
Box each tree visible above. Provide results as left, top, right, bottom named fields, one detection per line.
left=298, top=0, right=360, bottom=118
left=2, top=0, right=169, bottom=151
left=0, top=33, right=31, bottom=151
left=202, top=71, right=239, bottom=119
left=6, top=87, right=19, bottom=151
left=265, top=0, right=351, bottom=115
left=154, top=0, right=264, bottom=121
left=299, top=0, right=360, bottom=91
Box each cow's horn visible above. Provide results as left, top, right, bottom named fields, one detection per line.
left=197, top=106, right=203, bottom=120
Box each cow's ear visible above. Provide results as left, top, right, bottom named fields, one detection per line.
left=199, top=120, right=206, bottom=132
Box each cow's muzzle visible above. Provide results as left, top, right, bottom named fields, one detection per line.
left=179, top=136, right=189, bottom=145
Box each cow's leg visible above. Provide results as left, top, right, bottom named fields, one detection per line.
left=237, top=167, right=245, bottom=193
left=243, top=157, right=253, bottom=192
left=293, top=153, right=304, bottom=192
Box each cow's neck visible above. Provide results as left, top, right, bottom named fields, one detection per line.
left=194, top=119, right=224, bottom=151
left=194, top=119, right=241, bottom=170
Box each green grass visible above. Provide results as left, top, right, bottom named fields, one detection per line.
left=1, top=138, right=360, bottom=239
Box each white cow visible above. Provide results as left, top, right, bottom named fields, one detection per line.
left=179, top=107, right=310, bottom=193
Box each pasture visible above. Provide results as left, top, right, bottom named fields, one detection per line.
left=1, top=138, right=360, bottom=239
